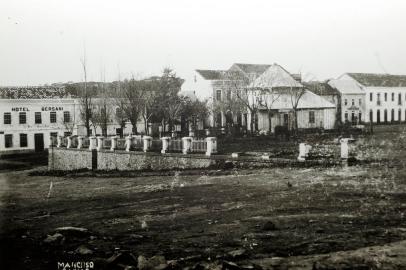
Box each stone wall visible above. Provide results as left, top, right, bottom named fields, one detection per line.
left=48, top=148, right=92, bottom=170
left=97, top=150, right=215, bottom=171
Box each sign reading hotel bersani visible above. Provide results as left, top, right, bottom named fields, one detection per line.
left=41, top=106, right=64, bottom=111
left=10, top=106, right=64, bottom=112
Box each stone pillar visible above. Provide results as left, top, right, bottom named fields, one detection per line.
left=298, top=143, right=306, bottom=161
left=57, top=135, right=62, bottom=148
left=340, top=138, right=349, bottom=160
left=89, top=136, right=97, bottom=150
left=125, top=135, right=133, bottom=152
left=66, top=136, right=72, bottom=149
left=161, top=137, right=170, bottom=154
left=143, top=136, right=152, bottom=152
left=205, top=137, right=217, bottom=156
left=305, top=144, right=312, bottom=157
left=77, top=136, right=83, bottom=149
left=97, top=136, right=104, bottom=151
left=110, top=136, right=117, bottom=151
left=182, top=137, right=192, bottom=154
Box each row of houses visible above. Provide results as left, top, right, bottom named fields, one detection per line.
left=1, top=63, right=406, bottom=154
left=184, top=63, right=406, bottom=134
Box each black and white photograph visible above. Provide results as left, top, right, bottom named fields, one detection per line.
left=1, top=0, right=406, bottom=269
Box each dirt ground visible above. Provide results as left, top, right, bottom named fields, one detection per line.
left=1, top=126, right=406, bottom=270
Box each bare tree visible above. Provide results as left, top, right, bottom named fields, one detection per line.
left=119, top=77, right=147, bottom=134
left=287, top=72, right=315, bottom=133
left=79, top=50, right=93, bottom=136
left=224, top=71, right=261, bottom=134
left=92, top=69, right=111, bottom=136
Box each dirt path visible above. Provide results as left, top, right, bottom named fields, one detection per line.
left=1, top=164, right=406, bottom=269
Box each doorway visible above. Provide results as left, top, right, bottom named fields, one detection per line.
left=34, top=133, right=44, bottom=152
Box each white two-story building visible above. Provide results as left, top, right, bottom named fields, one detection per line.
left=329, top=73, right=406, bottom=124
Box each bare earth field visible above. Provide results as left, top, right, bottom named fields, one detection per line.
left=1, top=126, right=406, bottom=270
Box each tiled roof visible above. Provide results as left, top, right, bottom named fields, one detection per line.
left=231, top=63, right=271, bottom=76
left=328, top=79, right=365, bottom=95
left=259, top=90, right=335, bottom=110
left=0, top=86, right=71, bottom=99
left=346, top=73, right=406, bottom=87
left=250, top=64, right=303, bottom=88
left=304, top=81, right=339, bottom=96
left=195, top=70, right=227, bottom=80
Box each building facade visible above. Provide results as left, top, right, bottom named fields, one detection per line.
left=329, top=73, right=406, bottom=124
left=0, top=98, right=78, bottom=154
left=185, top=63, right=336, bottom=133
left=0, top=87, right=144, bottom=155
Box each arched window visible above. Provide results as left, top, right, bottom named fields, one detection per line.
left=377, top=110, right=381, bottom=123
left=384, top=109, right=388, bottom=123
left=391, top=109, right=395, bottom=122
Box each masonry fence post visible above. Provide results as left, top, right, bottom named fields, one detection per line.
left=298, top=143, right=306, bottom=161
left=110, top=136, right=117, bottom=151
left=340, top=138, right=349, bottom=165
left=182, top=137, right=192, bottom=154
left=205, top=137, right=217, bottom=156
left=66, top=136, right=72, bottom=149
left=89, top=136, right=97, bottom=150
left=143, top=136, right=152, bottom=152
left=125, top=135, right=133, bottom=152
left=77, top=136, right=83, bottom=149
left=97, top=136, right=104, bottom=151
left=57, top=135, right=62, bottom=148
left=305, top=144, right=312, bottom=158
left=161, top=137, right=170, bottom=154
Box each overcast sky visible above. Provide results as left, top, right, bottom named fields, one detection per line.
left=1, top=0, right=406, bottom=86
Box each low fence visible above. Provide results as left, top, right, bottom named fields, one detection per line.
left=54, top=135, right=217, bottom=156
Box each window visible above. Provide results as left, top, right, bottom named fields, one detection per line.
left=309, top=111, right=315, bottom=123
left=50, top=132, right=58, bottom=146
left=377, top=93, right=381, bottom=105
left=384, top=109, right=388, bottom=122
left=369, top=110, right=373, bottom=122
left=358, top=112, right=362, bottom=123
left=5, top=134, right=13, bottom=148
left=351, top=99, right=355, bottom=106
left=399, top=93, right=402, bottom=105
left=216, top=90, right=222, bottom=101
left=63, top=111, right=71, bottom=123
left=370, top=93, right=373, bottom=101
left=4, top=112, right=11, bottom=124
left=392, top=92, right=395, bottom=102
left=384, top=93, right=387, bottom=102
left=391, top=109, right=395, bottom=122
left=359, top=99, right=362, bottom=106
left=20, top=134, right=27, bottom=147
left=344, top=99, right=348, bottom=106
left=226, top=90, right=231, bottom=100
left=344, top=112, right=348, bottom=122
left=351, top=112, right=355, bottom=123
left=19, top=112, right=26, bottom=124
left=377, top=110, right=381, bottom=123
left=399, top=109, right=402, bottom=122
left=35, top=112, right=42, bottom=124
left=50, top=111, right=57, bottom=123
